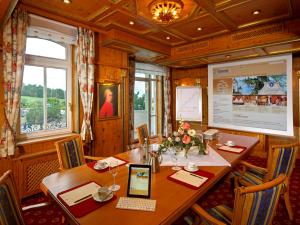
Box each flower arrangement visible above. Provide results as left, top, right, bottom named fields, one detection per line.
left=158, top=121, right=207, bottom=157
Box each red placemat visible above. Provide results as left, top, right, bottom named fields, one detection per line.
left=57, top=181, right=117, bottom=218
left=167, top=169, right=214, bottom=190
left=217, top=145, right=247, bottom=154
left=87, top=156, right=129, bottom=173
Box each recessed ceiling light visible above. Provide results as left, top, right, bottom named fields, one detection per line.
left=129, top=21, right=135, bottom=25
left=252, top=10, right=261, bottom=15
left=225, top=55, right=231, bottom=58
left=166, top=36, right=170, bottom=40
left=197, top=27, right=202, bottom=31
left=63, top=0, right=72, bottom=4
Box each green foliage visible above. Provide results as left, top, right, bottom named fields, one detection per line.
left=134, top=91, right=145, bottom=110
left=21, top=84, right=66, bottom=99
left=26, top=100, right=43, bottom=125
left=47, top=97, right=64, bottom=122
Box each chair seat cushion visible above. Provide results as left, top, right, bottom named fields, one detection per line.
left=233, top=168, right=265, bottom=185
left=203, top=205, right=233, bottom=225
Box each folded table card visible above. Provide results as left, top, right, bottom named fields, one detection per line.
left=169, top=170, right=208, bottom=188
left=98, top=157, right=127, bottom=167
left=218, top=145, right=246, bottom=154
left=59, top=182, right=100, bottom=207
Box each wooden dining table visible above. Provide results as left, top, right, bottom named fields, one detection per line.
left=40, top=133, right=259, bottom=225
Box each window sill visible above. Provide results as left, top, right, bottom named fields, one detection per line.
left=16, top=132, right=77, bottom=146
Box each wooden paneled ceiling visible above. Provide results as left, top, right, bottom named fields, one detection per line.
left=20, top=0, right=300, bottom=67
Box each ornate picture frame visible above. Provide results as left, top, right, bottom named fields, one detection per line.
left=97, top=83, right=121, bottom=120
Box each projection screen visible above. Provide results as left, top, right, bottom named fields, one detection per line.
left=208, top=54, right=293, bottom=136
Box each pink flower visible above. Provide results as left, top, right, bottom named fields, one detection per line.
left=182, top=135, right=191, bottom=144
left=182, top=122, right=190, bottom=130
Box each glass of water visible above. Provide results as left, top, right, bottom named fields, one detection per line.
left=108, top=161, right=120, bottom=192
left=171, top=147, right=181, bottom=171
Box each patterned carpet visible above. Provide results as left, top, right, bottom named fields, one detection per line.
left=21, top=156, right=300, bottom=225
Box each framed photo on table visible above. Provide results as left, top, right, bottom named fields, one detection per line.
left=97, top=83, right=120, bottom=120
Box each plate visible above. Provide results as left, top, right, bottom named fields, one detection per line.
left=93, top=162, right=108, bottom=170
left=184, top=166, right=199, bottom=172
left=92, top=190, right=113, bottom=203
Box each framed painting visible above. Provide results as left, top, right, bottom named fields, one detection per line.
left=97, top=83, right=121, bottom=120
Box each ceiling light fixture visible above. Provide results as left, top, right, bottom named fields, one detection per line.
left=166, top=36, right=171, bottom=40
left=129, top=21, right=135, bottom=25
left=225, top=55, right=231, bottom=58
left=197, top=27, right=202, bottom=31
left=252, top=10, right=261, bottom=15
left=63, top=0, right=72, bottom=4
left=150, top=0, right=184, bottom=24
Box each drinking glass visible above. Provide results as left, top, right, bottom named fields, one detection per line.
left=171, top=148, right=181, bottom=171
left=108, top=161, right=120, bottom=192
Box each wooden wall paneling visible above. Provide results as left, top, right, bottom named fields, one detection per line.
left=93, top=36, right=128, bottom=157
left=293, top=55, right=300, bottom=127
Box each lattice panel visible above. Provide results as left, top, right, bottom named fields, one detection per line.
left=25, top=159, right=59, bottom=193
left=232, top=24, right=284, bottom=41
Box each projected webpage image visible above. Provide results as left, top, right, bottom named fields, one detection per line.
left=129, top=167, right=150, bottom=196
left=209, top=54, right=293, bottom=136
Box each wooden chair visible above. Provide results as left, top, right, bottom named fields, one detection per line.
left=233, top=142, right=299, bottom=220
left=0, top=170, right=61, bottom=225
left=55, top=134, right=103, bottom=170
left=136, top=124, right=149, bottom=145
left=190, top=174, right=286, bottom=225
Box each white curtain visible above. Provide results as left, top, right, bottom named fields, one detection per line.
left=76, top=27, right=95, bottom=142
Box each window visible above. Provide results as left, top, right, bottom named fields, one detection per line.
left=20, top=37, right=71, bottom=137
left=134, top=63, right=164, bottom=139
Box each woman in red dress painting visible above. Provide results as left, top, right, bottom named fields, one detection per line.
left=99, top=88, right=113, bottom=118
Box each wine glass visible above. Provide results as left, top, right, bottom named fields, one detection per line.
left=171, top=148, right=181, bottom=171
left=108, top=161, right=120, bottom=192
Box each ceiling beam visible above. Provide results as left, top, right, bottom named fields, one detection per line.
left=194, top=0, right=237, bottom=31
left=102, top=29, right=171, bottom=56
left=20, top=3, right=108, bottom=34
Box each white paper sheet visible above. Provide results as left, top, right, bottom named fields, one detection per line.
left=161, top=145, right=231, bottom=167
left=170, top=170, right=208, bottom=188
left=59, top=182, right=100, bottom=206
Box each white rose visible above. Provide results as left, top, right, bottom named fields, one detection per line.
left=175, top=137, right=180, bottom=142
left=188, top=129, right=196, bottom=137
left=173, top=131, right=179, bottom=137
left=168, top=137, right=173, bottom=142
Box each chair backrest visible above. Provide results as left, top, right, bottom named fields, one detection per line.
left=55, top=134, right=86, bottom=170
left=0, top=170, right=25, bottom=225
left=266, top=143, right=299, bottom=181
left=232, top=174, right=285, bottom=225
left=136, top=124, right=149, bottom=145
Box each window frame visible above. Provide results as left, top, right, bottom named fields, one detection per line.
left=134, top=74, right=158, bottom=138
left=18, top=37, right=72, bottom=140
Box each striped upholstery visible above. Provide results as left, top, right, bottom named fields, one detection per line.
left=268, top=147, right=297, bottom=180
left=203, top=205, right=233, bottom=225
left=0, top=184, right=22, bottom=225
left=233, top=168, right=265, bottom=185
left=61, top=139, right=85, bottom=169
left=234, top=183, right=283, bottom=225
left=236, top=146, right=297, bottom=186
